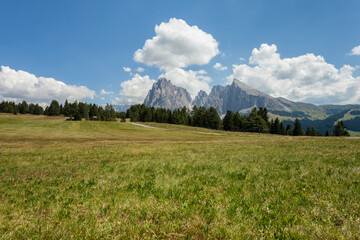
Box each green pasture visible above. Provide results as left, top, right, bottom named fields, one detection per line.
left=0, top=114, right=359, bottom=239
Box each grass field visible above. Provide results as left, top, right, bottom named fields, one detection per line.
left=0, top=113, right=360, bottom=239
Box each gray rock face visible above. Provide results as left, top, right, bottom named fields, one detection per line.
left=193, top=79, right=292, bottom=114
left=143, top=78, right=192, bottom=110
left=142, top=78, right=360, bottom=120
left=192, top=90, right=208, bottom=107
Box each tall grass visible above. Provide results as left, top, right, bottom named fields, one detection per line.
left=0, top=114, right=359, bottom=239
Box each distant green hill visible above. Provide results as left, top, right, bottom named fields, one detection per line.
left=281, top=109, right=360, bottom=135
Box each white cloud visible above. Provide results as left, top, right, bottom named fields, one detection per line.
left=0, top=66, right=95, bottom=103
left=114, top=73, right=155, bottom=105
left=136, top=67, right=145, bottom=73
left=123, top=67, right=131, bottom=72
left=159, top=68, right=211, bottom=97
left=213, top=62, right=227, bottom=71
left=227, top=44, right=360, bottom=104
left=134, top=18, right=219, bottom=70
left=100, top=89, right=113, bottom=95
left=350, top=45, right=360, bottom=56
left=239, top=57, right=245, bottom=61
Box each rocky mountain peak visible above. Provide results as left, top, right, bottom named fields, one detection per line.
left=156, top=78, right=171, bottom=87
left=143, top=78, right=192, bottom=110
left=193, top=90, right=208, bottom=107
left=232, top=79, right=267, bottom=97
left=193, top=78, right=291, bottom=114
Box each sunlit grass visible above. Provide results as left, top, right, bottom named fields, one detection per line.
left=0, top=114, right=359, bottom=239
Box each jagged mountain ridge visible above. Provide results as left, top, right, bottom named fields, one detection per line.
left=193, top=79, right=293, bottom=114
left=143, top=78, right=192, bottom=110
left=143, top=78, right=360, bottom=119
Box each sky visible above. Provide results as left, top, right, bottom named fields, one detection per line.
left=0, top=0, right=360, bottom=106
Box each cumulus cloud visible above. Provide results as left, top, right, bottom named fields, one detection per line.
left=227, top=44, right=360, bottom=104
left=100, top=89, right=113, bottom=95
left=0, top=66, right=95, bottom=103
left=159, top=68, right=211, bottom=97
left=114, top=73, right=155, bottom=105
left=134, top=18, right=219, bottom=70
left=136, top=67, right=145, bottom=73
left=213, top=62, right=227, bottom=71
left=123, top=67, right=131, bottom=72
left=350, top=45, right=360, bottom=56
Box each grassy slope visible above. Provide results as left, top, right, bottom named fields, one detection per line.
left=338, top=109, right=360, bottom=122
left=0, top=114, right=360, bottom=239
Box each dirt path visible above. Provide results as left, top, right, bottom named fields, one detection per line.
left=128, top=122, right=168, bottom=130
left=128, top=122, right=228, bottom=136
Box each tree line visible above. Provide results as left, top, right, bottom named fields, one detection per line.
left=125, top=104, right=349, bottom=136
left=0, top=100, right=350, bottom=136
left=222, top=108, right=309, bottom=135
left=0, top=100, right=116, bottom=121
left=0, top=100, right=44, bottom=115
left=125, top=104, right=222, bottom=129
left=223, top=108, right=349, bottom=136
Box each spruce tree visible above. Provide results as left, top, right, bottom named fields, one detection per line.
left=310, top=126, right=319, bottom=136
left=274, top=118, right=280, bottom=134
left=223, top=110, right=235, bottom=131
left=286, top=124, right=293, bottom=136
left=332, top=121, right=350, bottom=136
left=293, top=119, right=304, bottom=136
left=207, top=107, right=221, bottom=130
left=233, top=112, right=242, bottom=131
left=279, top=122, right=286, bottom=135
left=48, top=100, right=61, bottom=116
left=74, top=112, right=82, bottom=121
left=18, top=101, right=28, bottom=114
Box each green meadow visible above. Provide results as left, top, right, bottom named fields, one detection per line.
left=0, top=113, right=359, bottom=239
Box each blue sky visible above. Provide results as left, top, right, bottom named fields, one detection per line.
left=0, top=0, right=359, bottom=105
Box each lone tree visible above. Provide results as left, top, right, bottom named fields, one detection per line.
left=332, top=121, right=350, bottom=136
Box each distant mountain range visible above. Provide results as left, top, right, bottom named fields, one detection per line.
left=112, top=104, right=131, bottom=113
left=144, top=78, right=359, bottom=116
left=142, top=78, right=360, bottom=134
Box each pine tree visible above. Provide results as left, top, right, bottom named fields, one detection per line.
left=78, top=102, right=89, bottom=119
left=73, top=112, right=82, bottom=121
left=48, top=100, right=60, bottom=116
left=223, top=110, right=235, bottom=131
left=274, top=118, right=280, bottom=134
left=258, top=107, right=269, bottom=123
left=310, top=126, right=319, bottom=136
left=332, top=121, right=350, bottom=136
left=233, top=112, right=242, bottom=131
left=207, top=107, right=221, bottom=130
left=270, top=119, right=275, bottom=134
left=279, top=122, right=286, bottom=135
left=293, top=119, right=304, bottom=136
left=63, top=100, right=70, bottom=116
left=18, top=101, right=29, bottom=114
left=286, top=124, right=293, bottom=136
